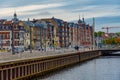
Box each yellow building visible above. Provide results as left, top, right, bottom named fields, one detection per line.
left=19, top=21, right=35, bottom=49
left=35, top=19, right=60, bottom=48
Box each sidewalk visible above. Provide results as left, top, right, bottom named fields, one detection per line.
left=0, top=48, right=91, bottom=63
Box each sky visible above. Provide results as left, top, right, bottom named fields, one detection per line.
left=0, top=0, right=120, bottom=32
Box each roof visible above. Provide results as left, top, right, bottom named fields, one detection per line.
left=34, top=22, right=44, bottom=28
left=52, top=17, right=64, bottom=26
left=24, top=21, right=34, bottom=27
left=73, top=23, right=79, bottom=28
left=67, top=22, right=74, bottom=27
left=78, top=19, right=83, bottom=23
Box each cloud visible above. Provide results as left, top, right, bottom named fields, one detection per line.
left=0, top=0, right=120, bottom=32
left=0, top=3, right=65, bottom=18
left=38, top=12, right=51, bottom=15
left=72, top=5, right=120, bottom=18
left=1, top=0, right=120, bottom=20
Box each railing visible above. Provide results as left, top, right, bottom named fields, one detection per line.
left=0, top=50, right=101, bottom=80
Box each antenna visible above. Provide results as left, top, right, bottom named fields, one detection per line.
left=82, top=14, right=84, bottom=22
left=92, top=17, right=95, bottom=50
left=79, top=14, right=80, bottom=20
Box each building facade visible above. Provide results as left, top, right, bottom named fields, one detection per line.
left=0, top=14, right=94, bottom=52
left=0, top=13, right=25, bottom=52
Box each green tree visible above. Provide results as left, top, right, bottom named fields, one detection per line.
left=94, top=31, right=105, bottom=37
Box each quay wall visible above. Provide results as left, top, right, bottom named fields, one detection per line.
left=0, top=50, right=101, bottom=80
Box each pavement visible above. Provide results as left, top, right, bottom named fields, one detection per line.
left=0, top=48, right=91, bottom=63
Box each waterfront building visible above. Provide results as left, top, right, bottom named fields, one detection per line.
left=0, top=19, right=9, bottom=50
left=78, top=17, right=93, bottom=48
left=0, top=14, right=94, bottom=51
left=33, top=20, right=49, bottom=50
left=40, top=18, right=60, bottom=48
left=19, top=21, right=30, bottom=49
left=51, top=17, right=65, bottom=48
left=64, top=22, right=69, bottom=47
left=72, top=23, right=78, bottom=47
left=0, top=13, right=25, bottom=52
left=68, top=23, right=74, bottom=47
left=32, top=19, right=54, bottom=50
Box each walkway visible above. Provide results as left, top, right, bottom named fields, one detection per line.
left=0, top=48, right=90, bottom=63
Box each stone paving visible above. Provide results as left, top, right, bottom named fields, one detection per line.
left=0, top=48, right=90, bottom=63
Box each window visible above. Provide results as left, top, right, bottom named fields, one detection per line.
left=6, top=41, right=10, bottom=46
left=6, top=26, right=9, bottom=30
left=15, top=33, right=19, bottom=39
left=0, top=26, right=2, bottom=30
left=16, top=26, right=18, bottom=30
left=2, top=26, right=4, bottom=30
left=62, top=23, right=64, bottom=26
left=2, top=34, right=4, bottom=39
left=6, top=34, right=9, bottom=39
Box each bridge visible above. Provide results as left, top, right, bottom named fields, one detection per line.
left=100, top=49, right=120, bottom=56
left=0, top=49, right=120, bottom=80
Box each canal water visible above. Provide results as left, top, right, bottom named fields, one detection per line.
left=36, top=56, right=120, bottom=80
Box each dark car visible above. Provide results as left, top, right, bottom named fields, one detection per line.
left=74, top=46, right=79, bottom=51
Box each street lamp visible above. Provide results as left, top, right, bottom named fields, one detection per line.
left=92, top=17, right=95, bottom=50
left=0, top=35, right=3, bottom=49
left=11, top=12, right=19, bottom=54
left=11, top=22, right=15, bottom=54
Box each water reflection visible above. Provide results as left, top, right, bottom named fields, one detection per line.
left=37, top=56, right=120, bottom=80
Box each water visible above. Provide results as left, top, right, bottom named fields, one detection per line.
left=37, top=56, right=120, bottom=80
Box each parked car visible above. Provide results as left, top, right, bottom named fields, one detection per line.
left=74, top=46, right=79, bottom=51
left=14, top=48, right=24, bottom=53
left=37, top=47, right=44, bottom=51
left=14, top=48, right=19, bottom=53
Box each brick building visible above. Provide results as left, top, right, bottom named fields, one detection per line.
left=0, top=13, right=25, bottom=52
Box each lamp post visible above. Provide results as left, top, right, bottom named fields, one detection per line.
left=29, top=24, right=32, bottom=53
left=92, top=17, right=95, bottom=50
left=96, top=32, right=99, bottom=49
left=11, top=21, right=15, bottom=54
left=0, top=35, right=3, bottom=49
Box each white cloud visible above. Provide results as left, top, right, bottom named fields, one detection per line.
left=1, top=1, right=120, bottom=21
left=0, top=1, right=120, bottom=32
left=0, top=3, right=65, bottom=18
left=73, top=5, right=120, bottom=17
left=19, top=4, right=120, bottom=23
left=96, top=22, right=120, bottom=32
